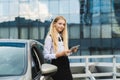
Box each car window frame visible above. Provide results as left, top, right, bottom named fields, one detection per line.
left=31, top=45, right=42, bottom=80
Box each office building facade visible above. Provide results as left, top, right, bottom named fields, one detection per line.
left=0, top=0, right=120, bottom=57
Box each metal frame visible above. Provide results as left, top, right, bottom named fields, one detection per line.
left=69, top=55, right=120, bottom=80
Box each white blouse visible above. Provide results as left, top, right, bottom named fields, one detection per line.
left=43, top=34, right=64, bottom=60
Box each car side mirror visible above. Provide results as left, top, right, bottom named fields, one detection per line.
left=41, top=63, right=57, bottom=76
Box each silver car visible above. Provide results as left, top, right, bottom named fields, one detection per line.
left=0, top=39, right=57, bottom=80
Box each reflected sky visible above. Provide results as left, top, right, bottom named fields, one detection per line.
left=0, top=0, right=80, bottom=23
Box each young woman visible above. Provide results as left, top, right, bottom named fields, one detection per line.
left=43, top=16, right=78, bottom=80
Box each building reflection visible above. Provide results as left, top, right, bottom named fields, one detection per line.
left=0, top=0, right=120, bottom=58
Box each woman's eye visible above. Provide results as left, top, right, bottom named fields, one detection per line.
left=58, top=23, right=62, bottom=25
left=58, top=23, right=65, bottom=26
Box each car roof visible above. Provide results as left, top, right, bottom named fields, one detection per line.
left=0, top=39, right=43, bottom=46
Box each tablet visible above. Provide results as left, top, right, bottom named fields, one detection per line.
left=70, top=45, right=80, bottom=51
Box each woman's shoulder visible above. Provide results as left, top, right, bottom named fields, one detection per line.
left=47, top=34, right=52, bottom=38
left=45, top=34, right=52, bottom=41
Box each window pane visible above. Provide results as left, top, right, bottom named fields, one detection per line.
left=59, top=0, right=69, bottom=14
left=70, top=0, right=79, bottom=14
left=101, top=13, right=112, bottom=24
left=113, top=50, right=120, bottom=62
left=49, top=1, right=59, bottom=14
left=101, top=0, right=112, bottom=13
left=10, top=27, right=18, bottom=39
left=0, top=3, right=2, bottom=16
left=92, top=15, right=101, bottom=24
left=0, top=27, right=9, bottom=38
left=101, top=24, right=111, bottom=38
left=9, top=1, right=19, bottom=16
left=39, top=27, right=45, bottom=39
left=91, top=24, right=100, bottom=38
left=102, top=39, right=111, bottom=48
left=69, top=14, right=80, bottom=23
left=100, top=50, right=112, bottom=62
left=112, top=24, right=120, bottom=38
left=20, top=27, right=28, bottom=39
left=91, top=39, right=101, bottom=48
left=83, top=25, right=90, bottom=38
left=112, top=38, right=120, bottom=49
left=30, top=27, right=38, bottom=39
left=69, top=25, right=80, bottom=39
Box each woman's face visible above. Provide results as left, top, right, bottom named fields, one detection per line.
left=55, top=19, right=65, bottom=33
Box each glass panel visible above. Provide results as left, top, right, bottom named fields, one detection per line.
left=91, top=50, right=100, bottom=55
left=1, top=2, right=9, bottom=16
left=91, top=39, right=101, bottom=48
left=30, top=26, right=38, bottom=39
left=102, top=39, right=111, bottom=48
left=39, top=27, right=45, bottom=39
left=69, top=14, right=80, bottom=23
left=0, top=3, right=2, bottom=17
left=0, top=27, right=9, bottom=38
left=113, top=50, right=120, bottom=63
left=101, top=0, right=112, bottom=13
left=10, top=27, right=18, bottom=39
left=19, top=3, right=30, bottom=19
left=92, top=0, right=100, bottom=14
left=0, top=42, right=25, bottom=75
left=112, top=17, right=119, bottom=24
left=20, top=27, right=28, bottom=39
left=19, top=0, right=29, bottom=3
left=81, top=39, right=91, bottom=49
left=113, top=0, right=120, bottom=35
left=81, top=50, right=90, bottom=56
left=59, top=0, right=69, bottom=14
left=112, top=38, right=120, bottom=49
left=92, top=15, right=101, bottom=24
left=101, top=13, right=112, bottom=24
left=100, top=50, right=112, bottom=62
left=83, top=25, right=90, bottom=38
left=49, top=1, right=59, bottom=14
left=112, top=24, right=120, bottom=38
left=69, top=25, right=80, bottom=39
left=91, top=24, right=100, bottom=38
left=101, top=24, right=112, bottom=38
left=70, top=0, right=79, bottom=14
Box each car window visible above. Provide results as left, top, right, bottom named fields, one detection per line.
left=35, top=43, right=44, bottom=64
left=0, top=42, right=25, bottom=76
left=31, top=47, right=41, bottom=79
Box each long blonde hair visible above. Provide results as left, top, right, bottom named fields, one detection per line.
left=48, top=16, right=68, bottom=53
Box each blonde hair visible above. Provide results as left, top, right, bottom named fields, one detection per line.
left=48, top=16, right=68, bottom=53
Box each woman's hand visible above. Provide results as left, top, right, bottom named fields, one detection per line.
left=71, top=47, right=78, bottom=53
left=70, top=45, right=79, bottom=53
left=56, top=50, right=71, bottom=58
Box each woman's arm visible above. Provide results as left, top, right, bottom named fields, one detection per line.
left=43, top=35, right=72, bottom=60
left=43, top=35, right=56, bottom=60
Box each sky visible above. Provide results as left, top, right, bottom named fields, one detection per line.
left=0, top=0, right=80, bottom=23
left=0, top=0, right=51, bottom=22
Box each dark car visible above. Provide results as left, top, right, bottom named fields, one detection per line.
left=0, top=39, right=57, bottom=80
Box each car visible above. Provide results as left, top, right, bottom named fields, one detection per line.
left=0, top=39, right=57, bottom=80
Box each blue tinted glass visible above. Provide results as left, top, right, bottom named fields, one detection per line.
left=0, top=42, right=25, bottom=47
left=0, top=42, right=26, bottom=76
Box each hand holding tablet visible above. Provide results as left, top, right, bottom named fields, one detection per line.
left=70, top=45, right=80, bottom=53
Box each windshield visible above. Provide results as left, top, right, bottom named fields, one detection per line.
left=0, top=42, right=26, bottom=76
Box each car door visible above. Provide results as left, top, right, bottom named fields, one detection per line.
left=31, top=46, right=42, bottom=80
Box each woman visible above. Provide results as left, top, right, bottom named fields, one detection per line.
left=43, top=16, right=78, bottom=80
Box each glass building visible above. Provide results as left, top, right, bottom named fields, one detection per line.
left=0, top=0, right=120, bottom=57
